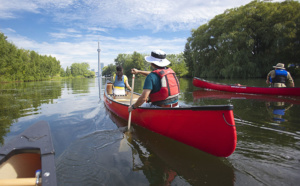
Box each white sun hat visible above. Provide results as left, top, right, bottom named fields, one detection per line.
left=273, top=63, right=285, bottom=69
left=144, top=50, right=171, bottom=67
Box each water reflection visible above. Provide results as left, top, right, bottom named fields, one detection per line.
left=0, top=81, right=62, bottom=144
left=66, top=78, right=91, bottom=94
left=0, top=79, right=94, bottom=145
left=192, top=89, right=300, bottom=105
left=266, top=102, right=293, bottom=123
left=192, top=89, right=300, bottom=131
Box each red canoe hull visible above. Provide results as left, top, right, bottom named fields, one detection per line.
left=193, top=77, right=300, bottom=96
left=104, top=82, right=237, bottom=157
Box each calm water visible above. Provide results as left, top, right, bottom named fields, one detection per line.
left=0, top=77, right=300, bottom=186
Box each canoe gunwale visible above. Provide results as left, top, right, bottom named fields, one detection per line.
left=194, top=77, right=297, bottom=88
left=193, top=77, right=300, bottom=96
left=0, top=121, right=57, bottom=185
left=105, top=81, right=234, bottom=111
left=0, top=149, right=40, bottom=165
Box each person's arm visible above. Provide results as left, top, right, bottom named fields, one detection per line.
left=125, top=80, right=132, bottom=91
left=128, top=89, right=151, bottom=112
left=266, top=72, right=271, bottom=84
left=131, top=68, right=151, bottom=76
left=113, top=74, right=116, bottom=82
left=287, top=73, right=295, bottom=87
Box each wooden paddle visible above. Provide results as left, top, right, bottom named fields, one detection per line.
left=0, top=178, right=41, bottom=185
left=128, top=74, right=135, bottom=130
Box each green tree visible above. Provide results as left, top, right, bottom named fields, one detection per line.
left=70, top=62, right=91, bottom=77
left=114, top=54, right=130, bottom=67
left=184, top=0, right=300, bottom=78
left=60, top=68, right=66, bottom=77
left=102, top=64, right=116, bottom=76
left=168, top=53, right=188, bottom=77
left=66, top=66, right=71, bottom=77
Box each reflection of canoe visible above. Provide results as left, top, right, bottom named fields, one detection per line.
left=0, top=121, right=57, bottom=186
left=193, top=90, right=300, bottom=105
left=105, top=106, right=235, bottom=185
left=104, top=82, right=237, bottom=157
left=193, top=77, right=300, bottom=96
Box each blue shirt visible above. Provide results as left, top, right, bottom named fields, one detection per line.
left=143, top=73, right=161, bottom=93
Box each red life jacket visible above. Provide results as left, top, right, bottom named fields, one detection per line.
left=149, top=68, right=180, bottom=104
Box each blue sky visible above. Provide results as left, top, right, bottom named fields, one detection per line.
left=0, top=0, right=285, bottom=71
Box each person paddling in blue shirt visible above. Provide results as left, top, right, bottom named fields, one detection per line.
left=266, top=63, right=294, bottom=87
left=128, top=50, right=180, bottom=112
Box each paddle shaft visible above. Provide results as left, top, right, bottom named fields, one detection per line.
left=0, top=178, right=41, bottom=185
left=128, top=74, right=135, bottom=129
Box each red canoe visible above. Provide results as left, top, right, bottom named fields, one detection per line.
left=193, top=77, right=300, bottom=96
left=104, top=82, right=237, bottom=157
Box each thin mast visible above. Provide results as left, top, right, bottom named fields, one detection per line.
left=97, top=40, right=102, bottom=99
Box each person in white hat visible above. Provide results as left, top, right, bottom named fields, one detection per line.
left=266, top=63, right=294, bottom=87
left=128, top=50, right=180, bottom=112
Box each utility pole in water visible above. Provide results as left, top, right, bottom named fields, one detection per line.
left=97, top=40, right=102, bottom=100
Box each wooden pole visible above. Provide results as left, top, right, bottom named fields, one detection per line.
left=0, top=178, right=41, bottom=185
left=128, top=74, right=135, bottom=130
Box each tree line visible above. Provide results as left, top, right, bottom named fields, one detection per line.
left=184, top=0, right=300, bottom=78
left=0, top=33, right=61, bottom=82
left=60, top=63, right=95, bottom=78
left=0, top=32, right=94, bottom=82
left=102, top=52, right=188, bottom=77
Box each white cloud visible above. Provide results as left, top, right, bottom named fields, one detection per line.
left=4, top=32, right=186, bottom=71
left=87, top=27, right=108, bottom=33
left=1, top=0, right=280, bottom=31
left=0, top=0, right=39, bottom=19
left=49, top=33, right=82, bottom=39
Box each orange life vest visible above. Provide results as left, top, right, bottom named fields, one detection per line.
left=149, top=68, right=180, bottom=105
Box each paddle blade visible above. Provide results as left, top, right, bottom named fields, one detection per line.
left=118, top=131, right=132, bottom=152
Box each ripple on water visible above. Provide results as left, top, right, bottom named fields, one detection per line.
left=55, top=129, right=148, bottom=186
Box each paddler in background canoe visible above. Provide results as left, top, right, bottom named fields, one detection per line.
left=266, top=63, right=294, bottom=87
left=128, top=49, right=180, bottom=112
left=113, top=65, right=132, bottom=96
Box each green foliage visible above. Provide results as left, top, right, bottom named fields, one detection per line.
left=69, top=62, right=95, bottom=78
left=184, top=0, right=300, bottom=78
left=0, top=32, right=61, bottom=82
left=66, top=67, right=71, bottom=77
left=110, top=52, right=187, bottom=77
left=60, top=67, right=66, bottom=77
left=114, top=54, right=131, bottom=67
left=102, top=64, right=116, bottom=76
left=168, top=53, right=188, bottom=77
